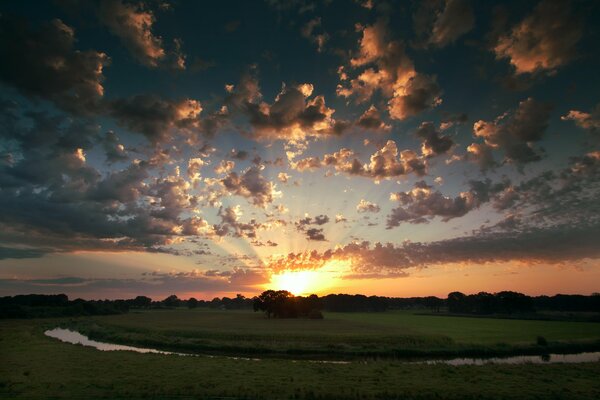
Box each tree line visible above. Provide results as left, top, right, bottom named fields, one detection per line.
left=2, top=291, right=598, bottom=319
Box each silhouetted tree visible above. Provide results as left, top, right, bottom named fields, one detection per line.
left=187, top=297, right=199, bottom=309
left=162, top=294, right=181, bottom=308
left=131, top=295, right=152, bottom=308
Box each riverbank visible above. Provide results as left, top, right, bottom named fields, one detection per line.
left=2, top=317, right=600, bottom=399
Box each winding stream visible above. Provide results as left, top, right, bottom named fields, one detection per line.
left=45, top=328, right=600, bottom=365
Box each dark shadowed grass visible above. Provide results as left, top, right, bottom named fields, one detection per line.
left=2, top=318, right=600, bottom=400
left=58, top=308, right=600, bottom=360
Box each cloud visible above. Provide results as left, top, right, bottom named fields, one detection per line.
left=0, top=266, right=268, bottom=298
left=386, top=180, right=504, bottom=228
left=227, top=73, right=344, bottom=140
left=0, top=246, right=48, bottom=260
left=0, top=105, right=217, bottom=257
left=356, top=199, right=380, bottom=213
left=413, top=0, right=475, bottom=48
left=337, top=19, right=442, bottom=120
left=356, top=105, right=391, bottom=131
left=291, top=140, right=427, bottom=180
left=295, top=214, right=330, bottom=240
left=0, top=16, right=109, bottom=114
left=277, top=172, right=290, bottom=183
left=469, top=97, right=553, bottom=167
left=415, top=122, right=455, bottom=157
left=213, top=205, right=264, bottom=239
left=109, top=94, right=202, bottom=144
left=305, top=227, right=326, bottom=241
left=562, top=104, right=600, bottom=133
left=335, top=214, right=347, bottom=223
left=97, top=0, right=185, bottom=69
left=493, top=0, right=583, bottom=75
left=220, top=165, right=280, bottom=208
left=268, top=218, right=600, bottom=277
left=301, top=17, right=329, bottom=52
left=102, top=131, right=129, bottom=164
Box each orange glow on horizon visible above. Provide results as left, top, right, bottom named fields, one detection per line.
left=267, top=259, right=352, bottom=295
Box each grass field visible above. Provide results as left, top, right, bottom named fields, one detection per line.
left=2, top=309, right=600, bottom=399
left=67, top=308, right=600, bottom=359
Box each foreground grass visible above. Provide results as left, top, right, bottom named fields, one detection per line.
left=1, top=318, right=600, bottom=400
left=68, top=309, right=600, bottom=359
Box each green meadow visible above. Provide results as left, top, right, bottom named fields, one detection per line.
left=2, top=309, right=600, bottom=399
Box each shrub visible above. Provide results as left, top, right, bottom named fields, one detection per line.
left=308, top=309, right=324, bottom=319
left=536, top=336, right=548, bottom=346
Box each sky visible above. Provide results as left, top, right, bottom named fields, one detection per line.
left=0, top=0, right=599, bottom=300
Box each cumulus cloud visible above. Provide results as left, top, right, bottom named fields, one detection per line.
left=213, top=205, right=266, bottom=239
left=356, top=199, right=380, bottom=213
left=415, top=122, right=455, bottom=157
left=227, top=73, right=344, bottom=140
left=386, top=180, right=500, bottom=227
left=109, top=94, right=202, bottom=143
left=0, top=16, right=109, bottom=114
left=0, top=103, right=220, bottom=257
left=292, top=140, right=427, bottom=180
left=337, top=19, right=442, bottom=120
left=220, top=165, right=280, bottom=208
left=493, top=0, right=583, bottom=75
left=356, top=105, right=391, bottom=131
left=305, top=227, right=326, bottom=241
left=102, top=131, right=129, bottom=164
left=295, top=214, right=330, bottom=240
left=562, top=104, right=600, bottom=133
left=469, top=97, right=552, bottom=168
left=97, top=0, right=185, bottom=69
left=413, top=0, right=475, bottom=48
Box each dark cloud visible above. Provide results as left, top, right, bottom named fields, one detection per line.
left=227, top=73, right=343, bottom=140
left=213, top=205, right=267, bottom=239
left=0, top=267, right=268, bottom=298
left=102, top=131, right=129, bottom=163
left=356, top=105, right=391, bottom=131
left=295, top=214, right=330, bottom=241
left=109, top=94, right=202, bottom=144
left=0, top=16, right=109, bottom=114
left=0, top=246, right=48, bottom=260
left=386, top=180, right=504, bottom=228
left=97, top=0, right=185, bottom=69
left=493, top=0, right=583, bottom=75
left=305, top=228, right=326, bottom=241
left=220, top=165, right=280, bottom=208
left=469, top=97, right=553, bottom=168
left=415, top=122, right=455, bottom=157
left=301, top=17, right=328, bottom=53
left=413, top=0, right=475, bottom=48
left=337, top=19, right=442, bottom=120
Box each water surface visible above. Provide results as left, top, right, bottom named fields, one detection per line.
left=45, top=328, right=600, bottom=365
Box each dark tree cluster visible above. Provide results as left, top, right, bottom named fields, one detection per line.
left=253, top=290, right=323, bottom=319
left=533, top=293, right=600, bottom=312
left=318, top=294, right=445, bottom=312
left=447, top=291, right=535, bottom=314
left=0, top=294, right=130, bottom=319
left=152, top=294, right=254, bottom=309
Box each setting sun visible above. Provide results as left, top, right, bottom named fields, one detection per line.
left=269, top=271, right=320, bottom=295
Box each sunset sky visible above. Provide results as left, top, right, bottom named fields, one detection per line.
left=0, top=0, right=599, bottom=300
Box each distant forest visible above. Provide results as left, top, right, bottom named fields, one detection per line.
left=1, top=291, right=599, bottom=319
